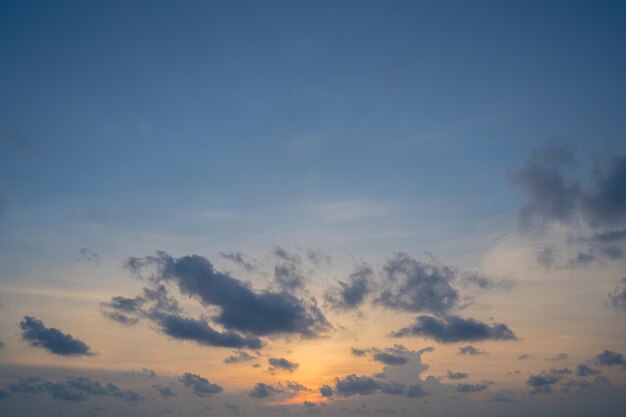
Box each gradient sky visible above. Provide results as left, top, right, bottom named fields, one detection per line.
left=1, top=1, right=626, bottom=416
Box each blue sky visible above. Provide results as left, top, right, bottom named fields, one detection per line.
left=0, top=1, right=625, bottom=417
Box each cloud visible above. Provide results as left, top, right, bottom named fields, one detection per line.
left=154, top=314, right=263, bottom=349
left=306, top=248, right=331, bottom=266
left=19, top=316, right=94, bottom=356
left=372, top=345, right=410, bottom=366
left=351, top=347, right=369, bottom=357
left=455, top=383, right=489, bottom=393
left=405, top=384, right=428, bottom=398
left=457, top=345, right=487, bottom=355
left=153, top=385, right=176, bottom=397
left=325, top=265, right=373, bottom=310
left=249, top=383, right=281, bottom=398
left=550, top=353, right=569, bottom=361
left=391, top=315, right=517, bottom=343
left=8, top=376, right=141, bottom=402
left=576, top=364, right=601, bottom=377
left=224, top=350, right=255, bottom=364
left=518, top=354, right=531, bottom=361
left=268, top=357, right=299, bottom=372
left=511, top=147, right=626, bottom=264
left=76, top=248, right=99, bottom=264
left=127, top=252, right=330, bottom=338
left=526, top=368, right=572, bottom=394
left=220, top=252, right=259, bottom=272
left=608, top=278, right=626, bottom=311
left=128, top=368, right=156, bottom=378
left=446, top=371, right=468, bottom=380
left=319, top=385, right=333, bottom=397
left=334, top=375, right=383, bottom=397
left=180, top=373, right=223, bottom=397
left=592, top=350, right=626, bottom=368
left=375, top=253, right=459, bottom=315
left=102, top=311, right=140, bottom=326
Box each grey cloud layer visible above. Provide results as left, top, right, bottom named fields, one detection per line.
left=7, top=376, right=140, bottom=402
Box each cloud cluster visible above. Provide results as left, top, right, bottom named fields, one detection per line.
left=19, top=316, right=94, bottom=357
left=511, top=147, right=626, bottom=265
left=391, top=315, right=517, bottom=344
left=7, top=376, right=141, bottom=402
left=180, top=373, right=223, bottom=397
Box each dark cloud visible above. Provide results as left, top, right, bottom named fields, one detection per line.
left=518, top=354, right=531, bottom=361
left=511, top=147, right=626, bottom=264
left=220, top=252, right=259, bottom=272
left=224, top=350, right=255, bottom=364
left=8, top=376, right=141, bottom=402
left=319, top=385, right=333, bottom=397
left=129, top=252, right=330, bottom=338
left=155, top=314, right=263, bottom=349
left=372, top=345, right=409, bottom=366
left=455, top=383, right=488, bottom=393
left=446, top=371, right=468, bottom=380
left=274, top=262, right=305, bottom=290
left=608, top=278, right=626, bottom=311
left=581, top=154, right=626, bottom=227
left=391, top=315, right=517, bottom=344
left=351, top=347, right=369, bottom=357
left=102, top=311, right=140, bottom=326
left=268, top=357, right=299, bottom=372
left=375, top=253, right=459, bottom=315
left=19, top=316, right=94, bottom=356
left=180, top=373, right=223, bottom=397
left=510, top=145, right=580, bottom=227
left=457, top=345, right=487, bottom=355
left=373, top=352, right=408, bottom=366
left=102, top=296, right=145, bottom=313
left=153, top=385, right=176, bottom=397
left=249, top=383, right=281, bottom=398
left=576, top=364, right=601, bottom=377
left=334, top=375, right=382, bottom=397
left=325, top=265, right=373, bottom=310
left=526, top=368, right=572, bottom=394
left=592, top=350, right=626, bottom=368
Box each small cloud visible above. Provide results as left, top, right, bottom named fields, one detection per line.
left=19, top=316, right=94, bottom=356
left=457, top=345, right=487, bottom=356
left=180, top=373, right=223, bottom=397
left=268, top=357, right=299, bottom=372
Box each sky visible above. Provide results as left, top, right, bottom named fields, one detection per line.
left=0, top=1, right=626, bottom=416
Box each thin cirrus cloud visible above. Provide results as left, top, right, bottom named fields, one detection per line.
left=19, top=316, right=94, bottom=357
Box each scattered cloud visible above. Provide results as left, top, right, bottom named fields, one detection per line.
left=8, top=376, right=141, bottom=402
left=446, top=371, right=468, bottom=380
left=220, top=252, right=259, bottom=272
left=180, top=373, right=223, bottom=397
left=391, top=315, right=517, bottom=343
left=325, top=265, right=373, bottom=310
left=457, top=345, right=487, bottom=355
left=19, top=316, right=94, bottom=356
left=224, top=350, right=255, bottom=364
left=268, top=357, right=299, bottom=372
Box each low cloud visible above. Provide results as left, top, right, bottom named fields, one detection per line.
left=8, top=376, right=141, bottom=402
left=446, top=371, right=468, bottom=380
left=391, top=315, right=517, bottom=343
left=19, top=316, right=94, bottom=357
left=457, top=345, right=487, bottom=355
left=325, top=265, right=373, bottom=310
left=268, top=357, right=299, bottom=372
left=592, top=350, right=626, bottom=368
left=180, top=373, right=223, bottom=397
left=220, top=252, right=259, bottom=272
left=608, top=278, right=626, bottom=311
left=526, top=368, right=572, bottom=394
left=455, top=383, right=488, bottom=393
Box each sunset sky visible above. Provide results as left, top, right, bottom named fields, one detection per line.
left=1, top=1, right=626, bottom=416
